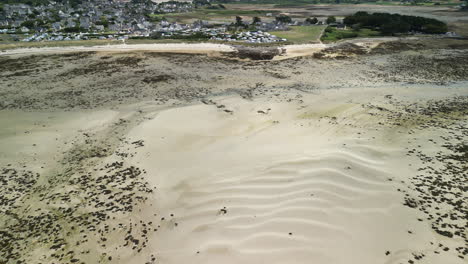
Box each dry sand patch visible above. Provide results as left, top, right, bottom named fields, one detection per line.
left=0, top=39, right=467, bottom=264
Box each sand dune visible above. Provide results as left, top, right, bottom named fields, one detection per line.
left=119, top=87, right=467, bottom=264
left=1, top=47, right=466, bottom=264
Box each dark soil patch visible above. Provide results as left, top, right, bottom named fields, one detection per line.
left=0, top=52, right=97, bottom=78
left=142, top=74, right=174, bottom=84
left=313, top=43, right=367, bottom=59
left=229, top=46, right=281, bottom=60
left=371, top=51, right=468, bottom=84
left=59, top=56, right=143, bottom=77
left=370, top=41, right=425, bottom=55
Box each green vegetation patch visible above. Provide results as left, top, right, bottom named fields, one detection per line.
left=321, top=27, right=381, bottom=42
left=321, top=11, right=448, bottom=42
left=150, top=8, right=277, bottom=23
left=214, top=0, right=462, bottom=7
left=270, top=25, right=327, bottom=43
left=344, top=11, right=448, bottom=34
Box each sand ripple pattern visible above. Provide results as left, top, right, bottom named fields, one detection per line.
left=155, top=147, right=399, bottom=264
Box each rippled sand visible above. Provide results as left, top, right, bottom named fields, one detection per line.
left=0, top=43, right=467, bottom=264
left=122, top=86, right=467, bottom=264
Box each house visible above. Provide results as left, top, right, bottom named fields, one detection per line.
left=193, top=20, right=208, bottom=28
left=66, top=18, right=77, bottom=28
left=108, top=23, right=120, bottom=32
left=95, top=25, right=105, bottom=31
left=135, top=23, right=146, bottom=31
left=52, top=22, right=62, bottom=31
left=79, top=17, right=91, bottom=29
left=58, top=10, right=68, bottom=18
left=256, top=22, right=288, bottom=32
left=11, top=20, right=23, bottom=28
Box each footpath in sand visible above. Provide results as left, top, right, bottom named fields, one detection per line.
left=0, top=39, right=387, bottom=60
left=0, top=43, right=237, bottom=57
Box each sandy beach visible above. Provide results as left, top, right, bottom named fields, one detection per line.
left=124, top=86, right=467, bottom=264
left=0, top=38, right=467, bottom=264
left=0, top=42, right=237, bottom=57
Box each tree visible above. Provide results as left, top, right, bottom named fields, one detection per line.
left=305, top=17, right=318, bottom=24
left=423, top=23, right=448, bottom=34
left=235, top=16, right=243, bottom=26
left=342, top=12, right=447, bottom=34
left=35, top=19, right=46, bottom=27
left=462, top=0, right=468, bottom=10
left=252, top=16, right=261, bottom=24
left=326, top=16, right=336, bottom=24
left=96, top=16, right=109, bottom=28
left=275, top=14, right=292, bottom=24
left=21, top=20, right=35, bottom=28
left=380, top=21, right=410, bottom=35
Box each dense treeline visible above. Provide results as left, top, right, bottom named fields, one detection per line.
left=343, top=12, right=448, bottom=34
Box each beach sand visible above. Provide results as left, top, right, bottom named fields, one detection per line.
left=0, top=40, right=467, bottom=264
left=122, top=86, right=466, bottom=264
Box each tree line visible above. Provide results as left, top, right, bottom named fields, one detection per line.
left=343, top=11, right=448, bottom=34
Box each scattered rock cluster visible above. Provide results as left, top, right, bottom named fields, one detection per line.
left=369, top=51, right=468, bottom=84
left=229, top=46, right=282, bottom=60
left=368, top=96, right=468, bottom=261
left=313, top=43, right=368, bottom=59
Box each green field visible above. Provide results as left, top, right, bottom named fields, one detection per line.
left=321, top=27, right=381, bottom=42
left=149, top=8, right=279, bottom=23
left=223, top=0, right=461, bottom=7
left=269, top=25, right=327, bottom=44
left=0, top=34, right=17, bottom=42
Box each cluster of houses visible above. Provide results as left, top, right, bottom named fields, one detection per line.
left=0, top=0, right=192, bottom=35
left=152, top=24, right=286, bottom=43
left=0, top=1, right=333, bottom=44
left=20, top=32, right=128, bottom=42
left=211, top=31, right=286, bottom=43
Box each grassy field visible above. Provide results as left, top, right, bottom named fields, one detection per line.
left=321, top=27, right=382, bottom=42
left=150, top=8, right=279, bottom=24
left=224, top=0, right=462, bottom=7
left=0, top=34, right=16, bottom=42
left=269, top=25, right=327, bottom=43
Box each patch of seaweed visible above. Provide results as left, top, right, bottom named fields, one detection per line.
left=59, top=56, right=143, bottom=77
left=369, top=41, right=425, bottom=55
left=142, top=74, right=174, bottom=84
left=229, top=46, right=281, bottom=60
left=313, top=43, right=367, bottom=59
